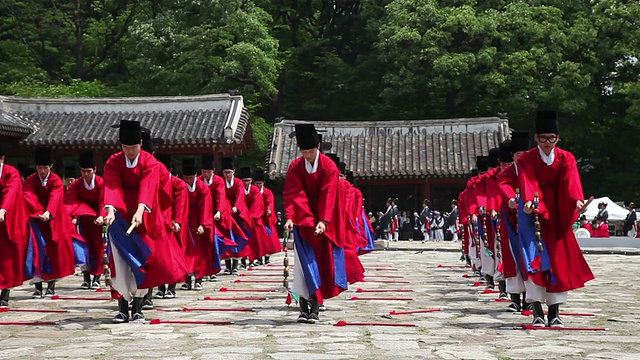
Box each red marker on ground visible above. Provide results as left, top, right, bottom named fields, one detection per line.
left=219, top=287, right=278, bottom=293
left=149, top=319, right=233, bottom=325
left=356, top=288, right=413, bottom=293
left=0, top=308, right=68, bottom=313
left=388, top=309, right=442, bottom=315
left=349, top=296, right=413, bottom=301
left=334, top=320, right=416, bottom=327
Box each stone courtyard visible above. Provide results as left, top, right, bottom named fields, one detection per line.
left=0, top=241, right=639, bottom=360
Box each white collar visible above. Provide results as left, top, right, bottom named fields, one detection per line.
left=514, top=162, right=519, bottom=176
left=84, top=174, right=96, bottom=190
left=0, top=163, right=3, bottom=178
left=187, top=178, right=197, bottom=193
left=304, top=150, right=320, bottom=174
left=203, top=176, right=213, bottom=186
left=226, top=176, right=235, bottom=188
left=40, top=172, right=50, bottom=187
left=125, top=153, right=140, bottom=168
left=259, top=185, right=264, bottom=194
left=244, top=184, right=251, bottom=195
left=538, top=146, right=555, bottom=166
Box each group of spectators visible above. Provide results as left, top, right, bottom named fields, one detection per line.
left=575, top=201, right=639, bottom=238
left=369, top=198, right=460, bottom=242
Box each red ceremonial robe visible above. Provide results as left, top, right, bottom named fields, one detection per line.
left=468, top=168, right=501, bottom=259
left=169, top=175, right=189, bottom=252
left=261, top=186, right=283, bottom=255
left=339, top=179, right=364, bottom=284
left=284, top=154, right=348, bottom=299
left=223, top=176, right=253, bottom=258
left=185, top=178, right=216, bottom=276
left=23, top=172, right=75, bottom=281
left=496, top=164, right=521, bottom=279
left=64, top=175, right=105, bottom=275
left=0, top=164, right=28, bottom=289
left=458, top=190, right=470, bottom=256
left=198, top=175, right=238, bottom=261
left=244, top=184, right=270, bottom=261
left=517, top=147, right=594, bottom=292
left=591, top=223, right=609, bottom=238
left=103, top=151, right=186, bottom=289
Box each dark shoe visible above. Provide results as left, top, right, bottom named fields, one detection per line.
left=318, top=304, right=327, bottom=312
left=548, top=317, right=564, bottom=328
left=131, top=312, right=145, bottom=322
left=532, top=301, right=545, bottom=326
left=112, top=312, right=129, bottom=324
left=154, top=291, right=165, bottom=299
left=45, top=288, right=55, bottom=297
left=532, top=316, right=546, bottom=327
left=307, top=313, right=319, bottom=324
left=91, top=281, right=101, bottom=289
left=80, top=282, right=90, bottom=290
left=209, top=275, right=218, bottom=282
left=522, top=302, right=532, bottom=311
left=223, top=269, right=232, bottom=275
left=499, top=293, right=509, bottom=300
left=0, top=300, right=8, bottom=308
left=164, top=290, right=176, bottom=299
left=32, top=289, right=43, bottom=299
left=194, top=282, right=203, bottom=291
left=506, top=302, right=521, bottom=313
left=142, top=299, right=153, bottom=310
left=231, top=269, right=239, bottom=276
left=297, top=312, right=309, bottom=323
left=180, top=283, right=192, bottom=290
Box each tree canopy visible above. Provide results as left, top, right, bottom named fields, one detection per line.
left=1, top=0, right=639, bottom=199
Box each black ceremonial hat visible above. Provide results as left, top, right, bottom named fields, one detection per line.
left=182, top=158, right=197, bottom=176
left=64, top=166, right=77, bottom=178
left=511, top=131, right=531, bottom=153
left=79, top=151, right=95, bottom=168
left=488, top=148, right=500, bottom=168
left=499, top=141, right=513, bottom=163
left=476, top=156, right=489, bottom=172
left=118, top=120, right=142, bottom=146
left=202, top=154, right=214, bottom=170
left=346, top=170, right=354, bottom=184
left=294, top=124, right=320, bottom=150
left=220, top=157, right=234, bottom=170
left=535, top=110, right=559, bottom=134
left=35, top=147, right=53, bottom=166
left=252, top=169, right=265, bottom=182
left=239, top=166, right=252, bottom=179
left=338, top=162, right=347, bottom=175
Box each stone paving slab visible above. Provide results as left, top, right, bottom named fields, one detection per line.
left=0, top=242, right=638, bottom=359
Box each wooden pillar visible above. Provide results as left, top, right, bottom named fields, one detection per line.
left=422, top=179, right=431, bottom=202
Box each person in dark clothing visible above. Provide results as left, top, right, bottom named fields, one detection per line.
left=624, top=202, right=637, bottom=237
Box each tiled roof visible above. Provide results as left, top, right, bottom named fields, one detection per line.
left=0, top=94, right=250, bottom=148
left=266, top=118, right=509, bottom=179
left=0, top=110, right=33, bottom=136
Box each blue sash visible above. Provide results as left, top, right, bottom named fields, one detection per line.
left=24, top=219, right=52, bottom=278
left=517, top=198, right=553, bottom=281
left=108, top=214, right=152, bottom=286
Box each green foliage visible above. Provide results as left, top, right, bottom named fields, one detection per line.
left=1, top=0, right=640, bottom=200
left=3, top=79, right=119, bottom=97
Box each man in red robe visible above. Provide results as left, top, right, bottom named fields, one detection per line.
left=239, top=167, right=271, bottom=267
left=181, top=158, right=215, bottom=290
left=199, top=154, right=237, bottom=280
left=331, top=158, right=364, bottom=284
left=220, top=157, right=253, bottom=275
left=150, top=153, right=188, bottom=301
left=252, top=169, right=282, bottom=264
left=103, top=120, right=187, bottom=323
left=64, top=151, right=105, bottom=290
left=466, top=151, right=502, bottom=292
left=23, top=147, right=75, bottom=298
left=496, top=131, right=533, bottom=313
left=346, top=171, right=375, bottom=255
left=283, top=124, right=348, bottom=324
left=591, top=215, right=610, bottom=238
left=519, top=110, right=595, bottom=327
left=0, top=152, right=29, bottom=307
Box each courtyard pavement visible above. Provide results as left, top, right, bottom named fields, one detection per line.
left=1, top=240, right=639, bottom=360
